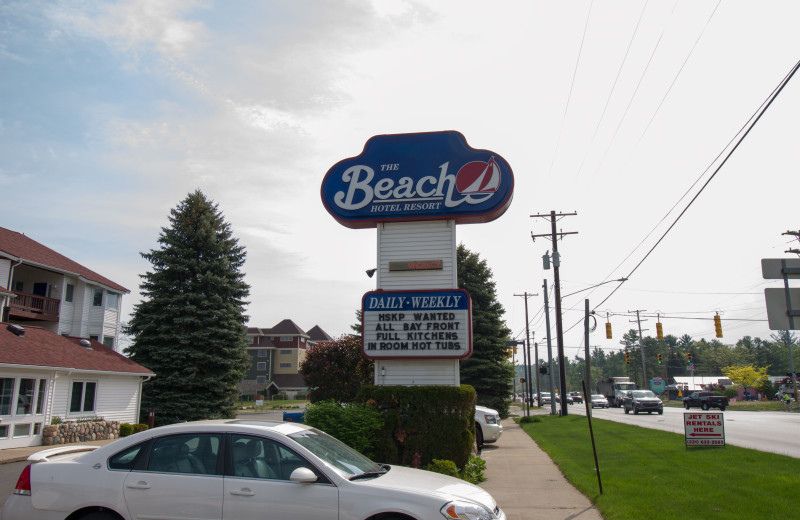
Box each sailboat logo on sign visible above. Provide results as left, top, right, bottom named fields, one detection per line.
left=455, top=156, right=501, bottom=196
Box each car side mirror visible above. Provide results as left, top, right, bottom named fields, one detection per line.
left=289, top=467, right=318, bottom=483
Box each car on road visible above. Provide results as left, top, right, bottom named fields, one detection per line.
left=683, top=391, right=728, bottom=411
left=568, top=392, right=583, bottom=404
left=475, top=405, right=503, bottom=449
left=5, top=419, right=505, bottom=520
left=622, top=390, right=664, bottom=415
left=590, top=394, right=609, bottom=408
left=538, top=392, right=552, bottom=406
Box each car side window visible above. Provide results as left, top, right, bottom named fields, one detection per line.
left=109, top=442, right=147, bottom=470
left=148, top=433, right=221, bottom=475
left=230, top=434, right=327, bottom=483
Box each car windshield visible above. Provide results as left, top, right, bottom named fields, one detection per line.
left=592, top=395, right=604, bottom=400
left=289, top=428, right=383, bottom=479
left=632, top=391, right=656, bottom=398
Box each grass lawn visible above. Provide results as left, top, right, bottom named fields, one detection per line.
left=521, top=414, right=799, bottom=520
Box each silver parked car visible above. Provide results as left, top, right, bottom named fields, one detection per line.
left=6, top=419, right=505, bottom=520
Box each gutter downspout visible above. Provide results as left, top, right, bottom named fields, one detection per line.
left=137, top=375, right=153, bottom=424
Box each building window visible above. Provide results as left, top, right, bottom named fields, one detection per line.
left=70, top=381, right=97, bottom=413
left=0, top=425, right=8, bottom=438
left=33, top=423, right=42, bottom=435
left=93, top=289, right=103, bottom=306
left=16, top=379, right=36, bottom=415
left=13, top=281, right=23, bottom=292
left=301, top=337, right=306, bottom=343
left=279, top=337, right=292, bottom=342
left=258, top=349, right=267, bottom=357
left=247, top=336, right=255, bottom=345
left=0, top=378, right=14, bottom=415
left=106, top=292, right=119, bottom=309
left=256, top=376, right=266, bottom=384
left=279, top=362, right=291, bottom=368
left=35, top=379, right=47, bottom=415
left=13, top=423, right=31, bottom=437
left=103, top=336, right=115, bottom=348
left=257, top=362, right=266, bottom=371
left=280, top=349, right=291, bottom=355
left=65, top=284, right=74, bottom=303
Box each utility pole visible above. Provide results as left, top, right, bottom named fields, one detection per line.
left=515, top=292, right=539, bottom=408
left=532, top=210, right=577, bottom=414
left=543, top=281, right=557, bottom=415
left=784, top=230, right=800, bottom=256
left=630, top=310, right=648, bottom=389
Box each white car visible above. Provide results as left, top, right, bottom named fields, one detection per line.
left=475, top=405, right=503, bottom=448
left=590, top=394, right=609, bottom=408
left=6, top=419, right=505, bottom=520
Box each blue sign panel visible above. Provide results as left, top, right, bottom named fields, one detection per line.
left=321, top=131, right=514, bottom=229
left=361, top=289, right=473, bottom=360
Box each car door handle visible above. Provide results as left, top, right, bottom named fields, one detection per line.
left=126, top=481, right=151, bottom=490
left=230, top=488, right=256, bottom=496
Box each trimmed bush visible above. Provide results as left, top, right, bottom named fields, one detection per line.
left=304, top=401, right=383, bottom=459
left=425, top=459, right=459, bottom=478
left=132, top=423, right=149, bottom=434
left=357, top=384, right=476, bottom=469
left=119, top=423, right=134, bottom=437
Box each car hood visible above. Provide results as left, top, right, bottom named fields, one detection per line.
left=358, top=465, right=497, bottom=511
left=633, top=398, right=661, bottom=403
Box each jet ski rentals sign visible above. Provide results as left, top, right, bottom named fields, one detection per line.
left=321, top=131, right=514, bottom=229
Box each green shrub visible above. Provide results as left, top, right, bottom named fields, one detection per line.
left=425, top=459, right=459, bottom=478
left=50, top=416, right=63, bottom=425
left=132, top=423, right=149, bottom=434
left=425, top=455, right=486, bottom=484
left=119, top=423, right=134, bottom=437
left=519, top=415, right=541, bottom=424
left=357, top=385, right=476, bottom=469
left=304, top=401, right=383, bottom=458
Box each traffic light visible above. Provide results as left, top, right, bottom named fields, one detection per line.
left=520, top=377, right=525, bottom=383
left=714, top=314, right=723, bottom=338
left=625, top=351, right=630, bottom=364
left=687, top=352, right=692, bottom=362
left=656, top=322, right=663, bottom=339
left=605, top=322, right=612, bottom=339
left=513, top=345, right=518, bottom=355
left=657, top=353, right=662, bottom=364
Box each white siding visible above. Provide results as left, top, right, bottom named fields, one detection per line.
left=0, top=258, right=10, bottom=288
left=377, top=221, right=457, bottom=290
left=373, top=359, right=460, bottom=386
left=373, top=220, right=461, bottom=386
left=93, top=375, right=142, bottom=423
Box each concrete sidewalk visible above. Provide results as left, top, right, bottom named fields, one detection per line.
left=479, top=410, right=604, bottom=520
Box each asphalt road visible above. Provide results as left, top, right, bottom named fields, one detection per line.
left=563, top=403, right=800, bottom=458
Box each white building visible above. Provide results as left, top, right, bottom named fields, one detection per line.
left=1, top=226, right=128, bottom=351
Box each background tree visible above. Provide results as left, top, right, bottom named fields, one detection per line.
left=300, top=335, right=374, bottom=403
left=722, top=365, right=769, bottom=396
left=457, top=244, right=515, bottom=417
left=125, top=190, right=250, bottom=426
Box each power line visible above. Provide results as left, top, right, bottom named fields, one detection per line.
left=592, top=55, right=800, bottom=312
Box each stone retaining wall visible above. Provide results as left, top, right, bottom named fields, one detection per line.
left=42, top=420, right=120, bottom=446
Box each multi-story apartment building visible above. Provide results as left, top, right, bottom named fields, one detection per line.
left=242, top=320, right=333, bottom=399
left=0, top=227, right=128, bottom=350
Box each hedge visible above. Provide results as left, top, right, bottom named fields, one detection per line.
left=357, top=384, right=476, bottom=469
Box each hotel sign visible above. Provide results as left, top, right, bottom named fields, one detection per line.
left=321, top=131, right=514, bottom=229
left=361, top=289, right=472, bottom=360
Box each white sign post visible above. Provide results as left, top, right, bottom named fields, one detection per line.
left=684, top=412, right=725, bottom=447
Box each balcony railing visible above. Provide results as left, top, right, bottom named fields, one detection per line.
left=6, top=291, right=60, bottom=322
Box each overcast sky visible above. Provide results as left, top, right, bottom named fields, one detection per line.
left=2, top=0, right=799, bottom=362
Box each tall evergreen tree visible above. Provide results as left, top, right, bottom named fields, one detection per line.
left=125, top=190, right=250, bottom=426
left=457, top=243, right=514, bottom=417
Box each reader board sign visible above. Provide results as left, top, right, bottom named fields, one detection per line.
left=684, top=412, right=725, bottom=447
left=361, top=289, right=472, bottom=360
left=321, top=131, right=514, bottom=229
